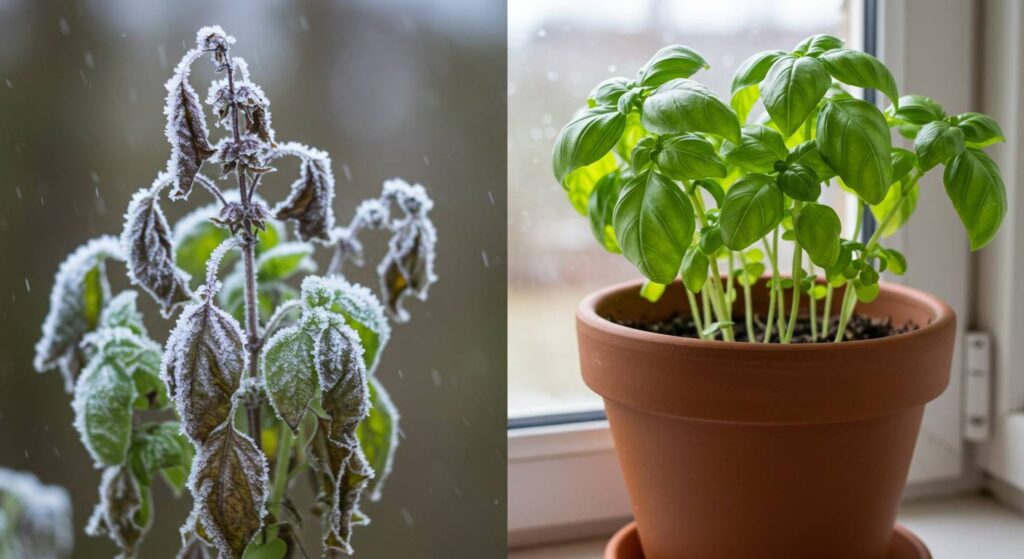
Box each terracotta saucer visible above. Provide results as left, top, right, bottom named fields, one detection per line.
left=604, top=521, right=931, bottom=559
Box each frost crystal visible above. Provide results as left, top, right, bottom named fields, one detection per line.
left=86, top=466, right=147, bottom=559
left=195, top=25, right=235, bottom=55
left=34, top=235, right=123, bottom=391
left=0, top=468, right=73, bottom=559
left=186, top=425, right=268, bottom=559
left=161, top=281, right=246, bottom=444
left=164, top=49, right=215, bottom=200
left=301, top=275, right=390, bottom=374
left=327, top=226, right=365, bottom=272
left=359, top=378, right=400, bottom=501
left=382, top=178, right=433, bottom=217
left=271, top=142, right=336, bottom=243
left=353, top=198, right=390, bottom=230
left=121, top=179, right=193, bottom=317
left=260, top=324, right=317, bottom=431
left=378, top=213, right=438, bottom=323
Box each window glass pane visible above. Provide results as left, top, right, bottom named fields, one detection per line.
left=508, top=0, right=852, bottom=419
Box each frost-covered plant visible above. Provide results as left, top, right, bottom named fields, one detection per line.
left=33, top=26, right=438, bottom=558
left=0, top=468, right=74, bottom=559
left=553, top=36, right=1007, bottom=343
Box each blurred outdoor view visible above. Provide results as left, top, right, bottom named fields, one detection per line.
left=508, top=0, right=853, bottom=418
left=0, top=0, right=506, bottom=557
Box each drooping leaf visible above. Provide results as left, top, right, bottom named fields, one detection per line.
left=795, top=203, right=842, bottom=268
left=378, top=214, right=438, bottom=323
left=587, top=171, right=625, bottom=253
left=565, top=151, right=617, bottom=215
left=955, top=112, right=1005, bottom=148
left=122, top=182, right=193, bottom=317
left=914, top=120, right=965, bottom=171
left=655, top=134, right=727, bottom=180
left=272, top=143, right=336, bottom=243
left=187, top=425, right=269, bottom=559
left=261, top=324, right=317, bottom=431
left=552, top=106, right=626, bottom=185
left=721, top=124, right=788, bottom=172
left=164, top=48, right=215, bottom=200
left=819, top=49, right=899, bottom=107
left=943, top=149, right=1007, bottom=250
left=793, top=34, right=845, bottom=57
left=73, top=356, right=135, bottom=467
left=719, top=174, right=784, bottom=251
left=302, top=275, right=391, bottom=375
left=680, top=245, right=709, bottom=293
left=730, top=51, right=787, bottom=120
left=86, top=466, right=150, bottom=559
left=641, top=79, right=741, bottom=143
left=636, top=45, right=709, bottom=87
left=34, top=236, right=122, bottom=391
left=612, top=170, right=695, bottom=284
left=760, top=55, right=831, bottom=137
left=358, top=378, right=398, bottom=501
left=816, top=98, right=893, bottom=204
left=308, top=420, right=372, bottom=556
left=162, top=285, right=247, bottom=444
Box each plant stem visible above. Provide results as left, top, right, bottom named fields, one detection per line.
left=267, top=423, right=295, bottom=540
left=772, top=228, right=787, bottom=335
left=821, top=284, right=833, bottom=340
left=741, top=280, right=754, bottom=343
left=686, top=187, right=735, bottom=342
left=686, top=289, right=706, bottom=340
left=761, top=238, right=777, bottom=343
left=225, top=50, right=264, bottom=454
left=781, top=202, right=804, bottom=344
left=808, top=263, right=818, bottom=341
left=701, top=288, right=711, bottom=327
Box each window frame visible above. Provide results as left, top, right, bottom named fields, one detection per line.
left=508, top=0, right=984, bottom=546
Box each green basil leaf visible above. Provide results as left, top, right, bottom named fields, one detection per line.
left=870, top=180, right=919, bottom=239
left=655, top=134, right=727, bottom=180
left=777, top=164, right=821, bottom=201
left=639, top=280, right=668, bottom=302
left=730, top=50, right=787, bottom=123
left=816, top=98, right=893, bottom=204
left=588, top=77, right=632, bottom=107
left=818, top=49, right=899, bottom=107
left=615, top=112, right=648, bottom=157
left=699, top=225, right=724, bottom=256
left=694, top=179, right=725, bottom=207
left=587, top=171, right=624, bottom=253
left=636, top=45, right=709, bottom=87
left=884, top=248, right=908, bottom=276
left=943, top=148, right=1007, bottom=250
left=760, top=55, right=831, bottom=137
left=612, top=170, right=695, bottom=283
left=955, top=112, right=1005, bottom=148
left=794, top=203, right=842, bottom=267
left=631, top=137, right=657, bottom=170
left=891, top=147, right=917, bottom=181
left=641, top=79, right=741, bottom=143
left=855, top=278, right=881, bottom=303
left=793, top=34, right=845, bottom=57
left=552, top=106, right=626, bottom=185
left=565, top=151, right=618, bottom=215
left=721, top=124, right=788, bottom=172
left=680, top=246, right=709, bottom=293
left=889, top=94, right=945, bottom=125
left=719, top=174, right=784, bottom=251
left=914, top=120, right=965, bottom=171
left=786, top=140, right=836, bottom=181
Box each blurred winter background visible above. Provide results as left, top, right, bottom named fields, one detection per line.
left=0, top=0, right=506, bottom=556
left=508, top=0, right=852, bottom=418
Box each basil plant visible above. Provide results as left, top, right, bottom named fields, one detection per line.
left=33, top=26, right=437, bottom=559
left=553, top=35, right=1007, bottom=343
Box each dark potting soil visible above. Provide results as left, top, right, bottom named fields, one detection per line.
left=608, top=313, right=919, bottom=343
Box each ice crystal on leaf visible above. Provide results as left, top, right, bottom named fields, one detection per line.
left=86, top=466, right=150, bottom=559
left=327, top=226, right=365, bottom=272
left=164, top=48, right=215, bottom=200
left=161, top=251, right=247, bottom=444
left=99, top=290, right=147, bottom=336
left=185, top=425, right=268, bottom=559
left=122, top=178, right=193, bottom=317
left=260, top=324, right=317, bottom=431
left=309, top=422, right=372, bottom=555
left=177, top=535, right=214, bottom=559
left=34, top=235, right=123, bottom=391
left=301, top=275, right=390, bottom=374
left=271, top=142, right=336, bottom=243
left=358, top=378, right=400, bottom=501
left=378, top=207, right=438, bottom=323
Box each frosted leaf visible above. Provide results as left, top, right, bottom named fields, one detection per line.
left=353, top=198, right=390, bottom=230
left=271, top=142, right=335, bottom=243
left=165, top=48, right=216, bottom=200
left=73, top=348, right=135, bottom=466
left=99, top=290, right=147, bottom=336
left=161, top=282, right=246, bottom=444
left=0, top=468, right=74, bottom=559
left=195, top=25, right=235, bottom=54
left=212, top=134, right=271, bottom=176
left=301, top=275, right=390, bottom=374
left=307, top=311, right=369, bottom=443
left=128, top=421, right=193, bottom=490
left=34, top=235, right=122, bottom=391
left=308, top=421, right=372, bottom=555
left=378, top=215, right=438, bottom=323
left=260, top=324, right=317, bottom=431
left=327, top=226, right=364, bottom=273
left=178, top=535, right=214, bottom=559
left=205, top=77, right=274, bottom=144
left=357, top=378, right=400, bottom=501
left=186, top=425, right=268, bottom=559
left=256, top=241, right=315, bottom=282
left=121, top=182, right=193, bottom=317
left=381, top=178, right=434, bottom=218
left=86, top=466, right=151, bottom=559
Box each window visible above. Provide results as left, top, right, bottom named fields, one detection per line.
left=508, top=0, right=853, bottom=420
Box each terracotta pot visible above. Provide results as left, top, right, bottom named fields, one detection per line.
left=577, top=279, right=955, bottom=559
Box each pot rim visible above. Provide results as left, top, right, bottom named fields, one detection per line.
left=578, top=279, right=954, bottom=353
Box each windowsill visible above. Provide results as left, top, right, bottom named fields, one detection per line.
left=508, top=494, right=1024, bottom=558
